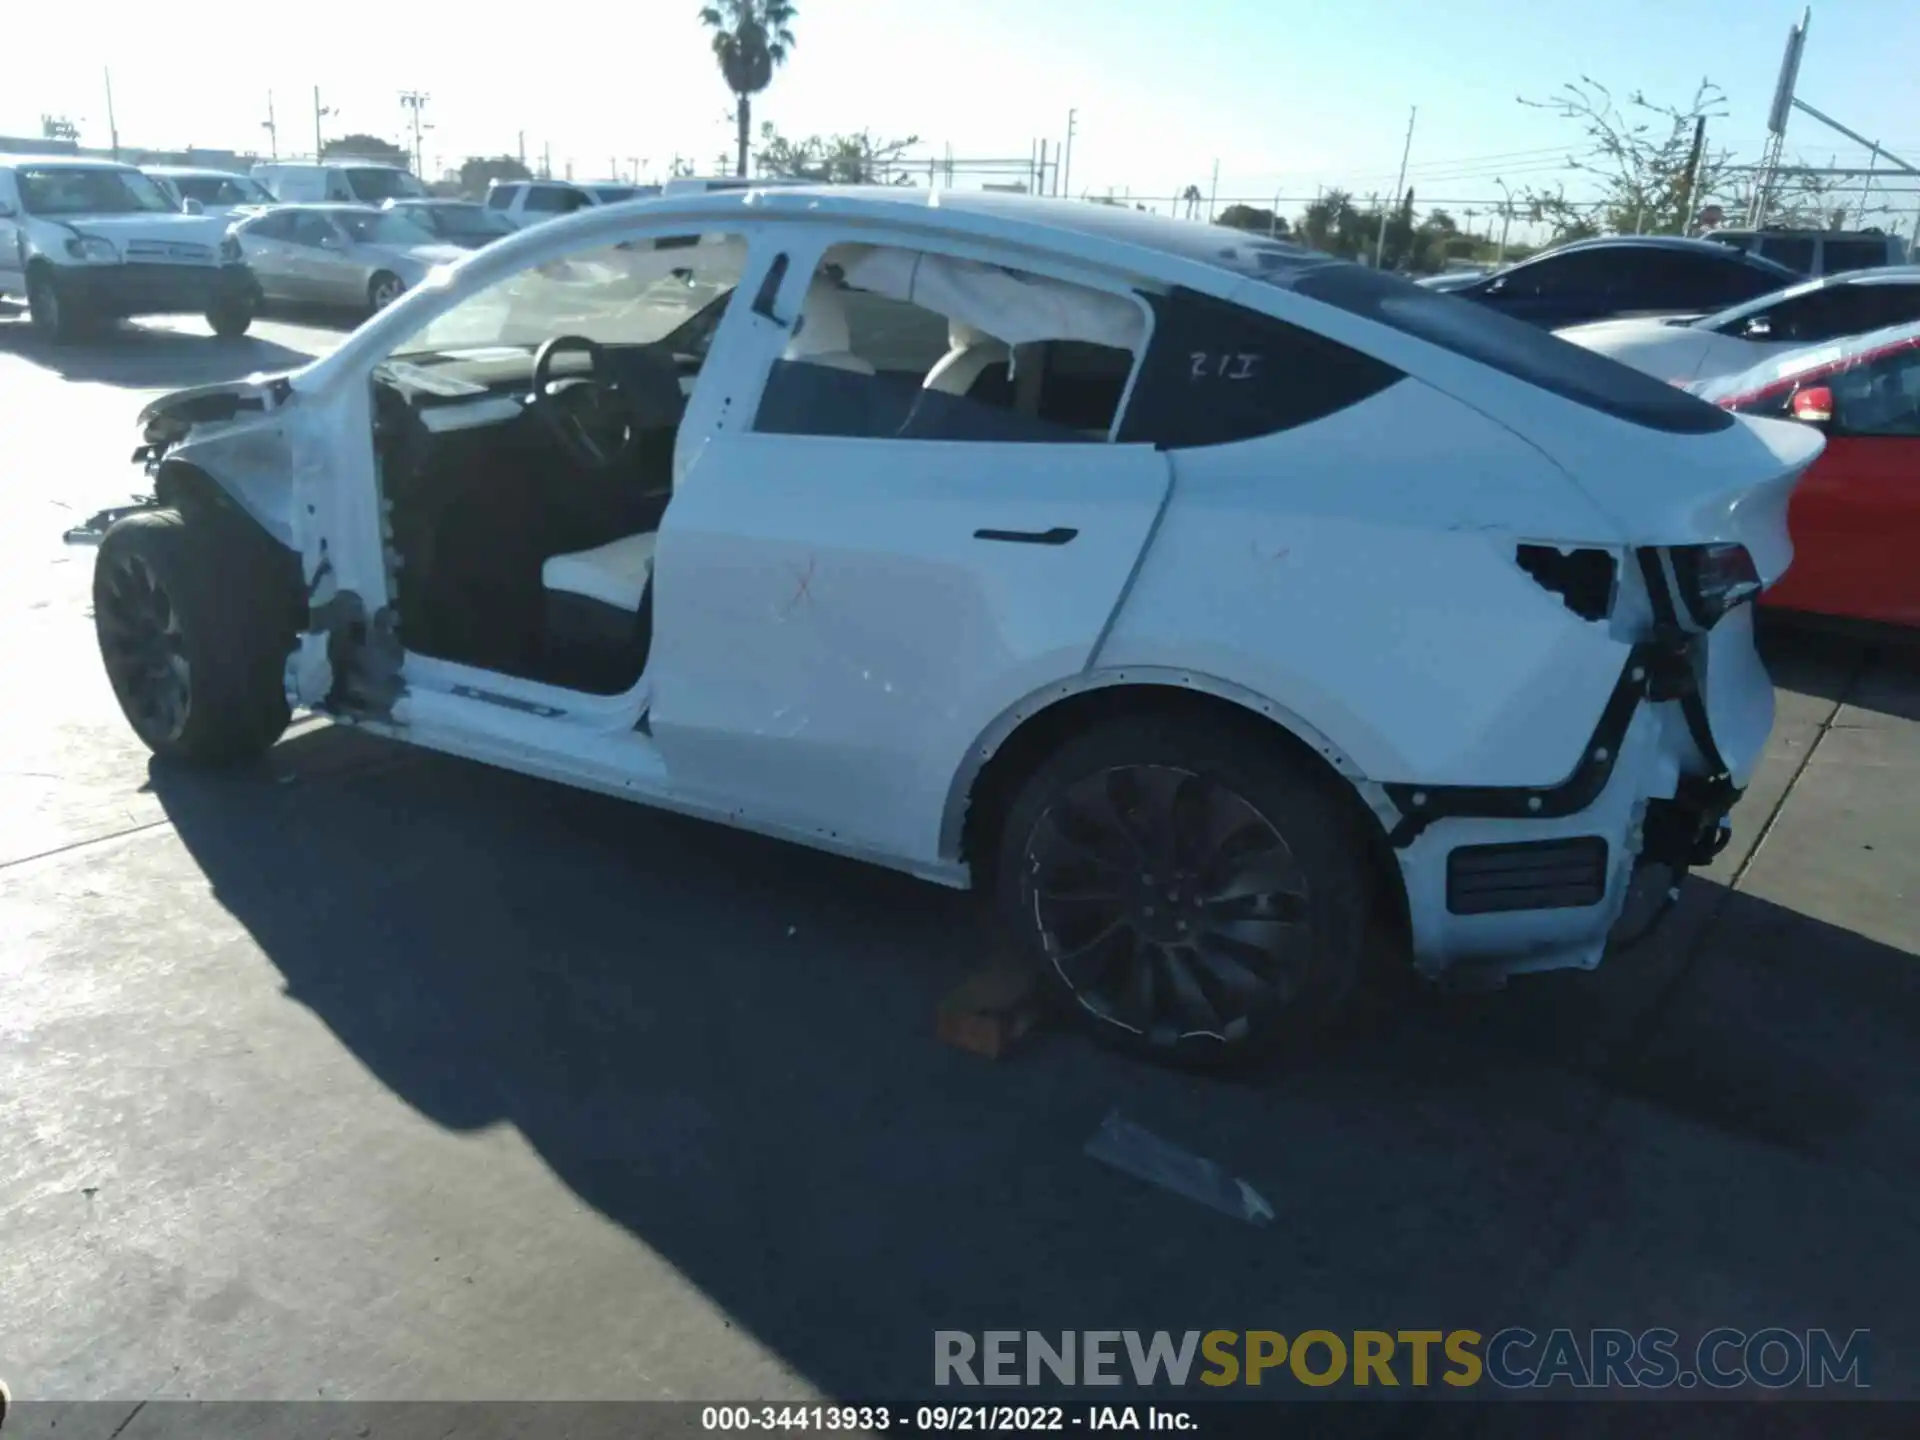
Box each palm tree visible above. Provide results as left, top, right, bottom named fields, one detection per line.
left=698, top=1, right=798, bottom=177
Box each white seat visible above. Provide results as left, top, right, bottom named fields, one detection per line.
left=924, top=322, right=1011, bottom=395
left=542, top=531, right=658, bottom=612
left=784, top=277, right=876, bottom=375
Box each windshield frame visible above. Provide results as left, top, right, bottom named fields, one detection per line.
left=17, top=166, right=179, bottom=217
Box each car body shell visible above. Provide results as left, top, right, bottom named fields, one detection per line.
left=1559, top=267, right=1920, bottom=386
left=1696, top=321, right=1920, bottom=628
left=143, top=166, right=278, bottom=221
left=134, top=187, right=1823, bottom=983
left=230, top=203, right=467, bottom=309
left=0, top=154, right=251, bottom=320
left=1440, top=236, right=1799, bottom=330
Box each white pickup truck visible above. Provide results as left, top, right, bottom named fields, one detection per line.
left=0, top=155, right=258, bottom=342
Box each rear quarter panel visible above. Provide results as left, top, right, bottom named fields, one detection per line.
left=1097, top=378, right=1638, bottom=787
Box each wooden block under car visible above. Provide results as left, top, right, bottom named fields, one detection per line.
left=936, top=964, right=1042, bottom=1059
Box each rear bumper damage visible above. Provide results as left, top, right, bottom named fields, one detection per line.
left=1386, top=570, right=1761, bottom=985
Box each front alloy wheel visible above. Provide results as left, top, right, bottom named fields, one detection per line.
left=97, top=548, right=193, bottom=746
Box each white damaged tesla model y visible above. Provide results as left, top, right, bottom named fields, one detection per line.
left=91, top=187, right=1820, bottom=1066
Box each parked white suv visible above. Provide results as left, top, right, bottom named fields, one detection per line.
left=253, top=161, right=431, bottom=206
left=0, top=155, right=259, bottom=342
left=484, top=179, right=661, bottom=228
left=144, top=166, right=278, bottom=220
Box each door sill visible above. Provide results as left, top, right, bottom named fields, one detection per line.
left=402, top=651, right=651, bottom=724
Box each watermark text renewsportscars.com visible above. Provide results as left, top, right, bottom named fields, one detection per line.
left=934, top=1328, right=1871, bottom=1390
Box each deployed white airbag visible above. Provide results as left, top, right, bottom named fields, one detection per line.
left=838, top=245, right=1145, bottom=351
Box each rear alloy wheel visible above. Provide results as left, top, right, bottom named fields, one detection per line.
left=995, top=716, right=1382, bottom=1068
left=367, top=272, right=405, bottom=312
left=94, top=507, right=300, bottom=766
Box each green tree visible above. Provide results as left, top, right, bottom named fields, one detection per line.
left=1217, top=204, right=1288, bottom=236
left=322, top=133, right=410, bottom=169
left=458, top=155, right=532, bottom=199
left=756, top=124, right=919, bottom=184
left=699, top=1, right=797, bottom=178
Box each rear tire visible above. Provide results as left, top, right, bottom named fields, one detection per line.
left=367, top=271, right=405, bottom=312
left=93, top=506, right=300, bottom=767
left=993, top=714, right=1384, bottom=1069
left=207, top=292, right=256, bottom=338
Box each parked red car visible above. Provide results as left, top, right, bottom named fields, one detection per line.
left=1698, top=321, right=1920, bottom=627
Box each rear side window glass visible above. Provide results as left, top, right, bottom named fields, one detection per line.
left=486, top=187, right=514, bottom=211
left=1757, top=236, right=1817, bottom=273
left=1117, top=287, right=1402, bottom=449
left=1823, top=239, right=1888, bottom=273
left=1287, top=263, right=1736, bottom=434
left=523, top=187, right=567, bottom=213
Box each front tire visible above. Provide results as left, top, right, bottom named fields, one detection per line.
left=367, top=271, right=405, bottom=312
left=26, top=266, right=82, bottom=343
left=207, top=292, right=256, bottom=338
left=93, top=507, right=299, bottom=767
left=994, top=714, right=1383, bottom=1069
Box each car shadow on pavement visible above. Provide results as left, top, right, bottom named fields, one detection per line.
left=146, top=725, right=1920, bottom=1399
left=0, top=316, right=318, bottom=388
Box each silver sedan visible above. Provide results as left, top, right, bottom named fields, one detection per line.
left=229, top=204, right=468, bottom=313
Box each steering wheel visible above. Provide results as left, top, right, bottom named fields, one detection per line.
left=530, top=335, right=645, bottom=472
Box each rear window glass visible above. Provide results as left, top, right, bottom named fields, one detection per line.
left=1757, top=236, right=1817, bottom=273
left=1284, top=262, right=1736, bottom=434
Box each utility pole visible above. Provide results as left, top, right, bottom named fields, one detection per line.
left=102, top=68, right=121, bottom=160
left=399, top=92, right=431, bottom=176
left=1676, top=115, right=1707, bottom=233
left=517, top=131, right=527, bottom=168
left=1061, top=108, right=1077, bottom=198
left=1494, top=179, right=1515, bottom=263
left=1374, top=105, right=1416, bottom=268
left=1856, top=143, right=1880, bottom=228
left=1208, top=158, right=1220, bottom=221
left=543, top=142, right=553, bottom=179
left=313, top=87, right=334, bottom=160
left=630, top=156, right=643, bottom=184
left=262, top=92, right=279, bottom=160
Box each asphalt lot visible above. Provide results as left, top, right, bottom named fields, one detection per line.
left=1, top=305, right=1917, bottom=1426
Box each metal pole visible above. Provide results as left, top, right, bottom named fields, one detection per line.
left=1062, top=108, right=1077, bottom=198
left=1857, top=146, right=1880, bottom=228
left=103, top=69, right=120, bottom=160
left=1374, top=106, right=1416, bottom=268
left=1038, top=139, right=1049, bottom=198
left=313, top=87, right=325, bottom=160
left=264, top=92, right=278, bottom=160
left=1207, top=158, right=1220, bottom=221
left=1676, top=116, right=1706, bottom=233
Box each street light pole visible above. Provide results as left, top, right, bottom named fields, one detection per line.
left=1374, top=105, right=1416, bottom=269
left=400, top=92, right=431, bottom=176
left=103, top=69, right=121, bottom=160
left=1495, top=178, right=1515, bottom=263
left=1061, top=108, right=1077, bottom=198
left=313, top=87, right=333, bottom=160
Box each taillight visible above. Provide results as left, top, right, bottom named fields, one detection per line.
left=1668, top=543, right=1762, bottom=627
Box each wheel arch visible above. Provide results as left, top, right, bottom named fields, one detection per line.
left=153, top=456, right=298, bottom=553
left=948, top=670, right=1410, bottom=942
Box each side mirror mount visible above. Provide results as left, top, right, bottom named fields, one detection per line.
left=1789, top=385, right=1834, bottom=426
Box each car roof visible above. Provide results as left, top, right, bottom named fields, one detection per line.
left=1, top=154, right=139, bottom=171
left=144, top=165, right=256, bottom=179
left=675, top=185, right=1339, bottom=284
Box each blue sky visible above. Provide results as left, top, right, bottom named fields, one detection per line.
left=10, top=1, right=1918, bottom=226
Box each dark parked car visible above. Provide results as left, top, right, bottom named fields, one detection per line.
left=1425, top=236, right=1800, bottom=329
left=1702, top=226, right=1909, bottom=278
left=380, top=198, right=518, bottom=250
